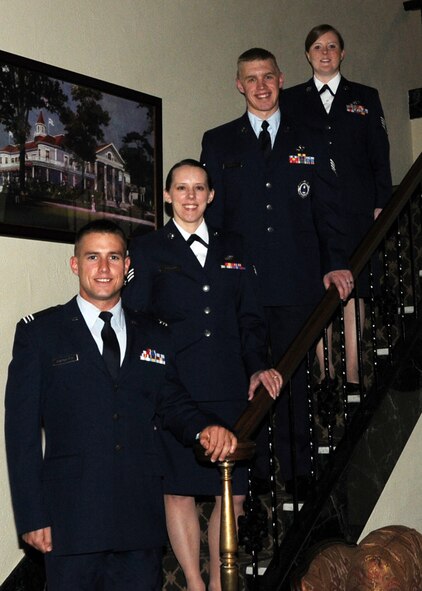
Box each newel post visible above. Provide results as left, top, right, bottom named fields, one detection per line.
left=219, top=459, right=238, bottom=591
left=218, top=441, right=256, bottom=591
left=195, top=440, right=256, bottom=591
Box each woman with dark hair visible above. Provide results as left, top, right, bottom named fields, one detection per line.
left=123, top=158, right=281, bottom=591
left=282, top=24, right=392, bottom=395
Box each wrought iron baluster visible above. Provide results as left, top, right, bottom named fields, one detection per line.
left=338, top=302, right=349, bottom=426
left=368, top=258, right=379, bottom=392
left=267, top=408, right=279, bottom=557
left=306, top=352, right=316, bottom=479
left=396, top=215, right=406, bottom=339
left=406, top=200, right=418, bottom=318
left=353, top=281, right=365, bottom=396
left=382, top=237, right=394, bottom=365
left=286, top=381, right=301, bottom=519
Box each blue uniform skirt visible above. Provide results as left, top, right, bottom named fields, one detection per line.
left=158, top=399, right=249, bottom=496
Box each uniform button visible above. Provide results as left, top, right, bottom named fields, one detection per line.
left=204, top=307, right=211, bottom=315
left=267, top=226, right=274, bottom=233
left=266, top=204, right=273, bottom=211
left=326, top=124, right=332, bottom=131
left=265, top=182, right=272, bottom=189
left=202, top=284, right=210, bottom=292
left=204, top=329, right=212, bottom=337
left=115, top=444, right=122, bottom=451
left=328, top=141, right=333, bottom=145
left=112, top=413, right=120, bottom=420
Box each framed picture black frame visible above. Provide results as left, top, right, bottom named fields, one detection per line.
left=0, top=49, right=163, bottom=244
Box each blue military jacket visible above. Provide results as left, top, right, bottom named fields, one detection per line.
left=281, top=77, right=392, bottom=220
left=123, top=222, right=268, bottom=403
left=201, top=112, right=349, bottom=307
left=5, top=297, right=213, bottom=555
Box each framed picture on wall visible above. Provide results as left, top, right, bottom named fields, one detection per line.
left=0, top=49, right=163, bottom=243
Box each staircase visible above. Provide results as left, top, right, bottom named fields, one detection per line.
left=162, top=153, right=422, bottom=591
left=243, top=153, right=422, bottom=590
left=3, top=155, right=422, bottom=591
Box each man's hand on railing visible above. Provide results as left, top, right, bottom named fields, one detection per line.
left=199, top=426, right=238, bottom=462
left=374, top=207, right=382, bottom=220
left=248, top=369, right=283, bottom=400
left=323, top=269, right=354, bottom=301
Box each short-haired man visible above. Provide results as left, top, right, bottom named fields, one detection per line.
left=201, top=48, right=353, bottom=497
left=5, top=219, right=236, bottom=590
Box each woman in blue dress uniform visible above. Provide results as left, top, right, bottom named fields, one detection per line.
left=282, top=24, right=392, bottom=393
left=123, top=159, right=281, bottom=591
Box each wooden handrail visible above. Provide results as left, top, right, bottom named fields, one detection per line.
left=234, top=151, right=422, bottom=442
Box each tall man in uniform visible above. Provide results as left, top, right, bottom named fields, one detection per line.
left=200, top=48, right=353, bottom=496
left=4, top=220, right=237, bottom=591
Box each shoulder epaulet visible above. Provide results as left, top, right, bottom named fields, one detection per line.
left=20, top=304, right=62, bottom=324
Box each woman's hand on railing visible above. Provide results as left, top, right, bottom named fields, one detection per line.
left=198, top=426, right=238, bottom=462
left=323, top=269, right=354, bottom=301
left=248, top=369, right=283, bottom=401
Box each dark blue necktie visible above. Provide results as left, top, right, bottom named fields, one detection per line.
left=99, top=311, right=120, bottom=380
left=259, top=120, right=271, bottom=159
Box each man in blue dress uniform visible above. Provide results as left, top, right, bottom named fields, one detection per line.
left=5, top=219, right=236, bottom=591
left=200, top=48, right=353, bottom=496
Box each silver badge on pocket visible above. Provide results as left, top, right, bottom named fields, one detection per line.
left=297, top=180, right=310, bottom=198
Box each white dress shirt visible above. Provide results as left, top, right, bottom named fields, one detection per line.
left=314, top=72, right=341, bottom=113
left=174, top=218, right=209, bottom=267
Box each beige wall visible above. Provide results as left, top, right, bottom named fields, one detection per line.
left=0, top=0, right=421, bottom=579
left=411, top=119, right=422, bottom=160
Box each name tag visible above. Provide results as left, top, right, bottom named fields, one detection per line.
left=52, top=354, right=79, bottom=366
left=159, top=265, right=181, bottom=273
left=223, top=161, right=243, bottom=169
